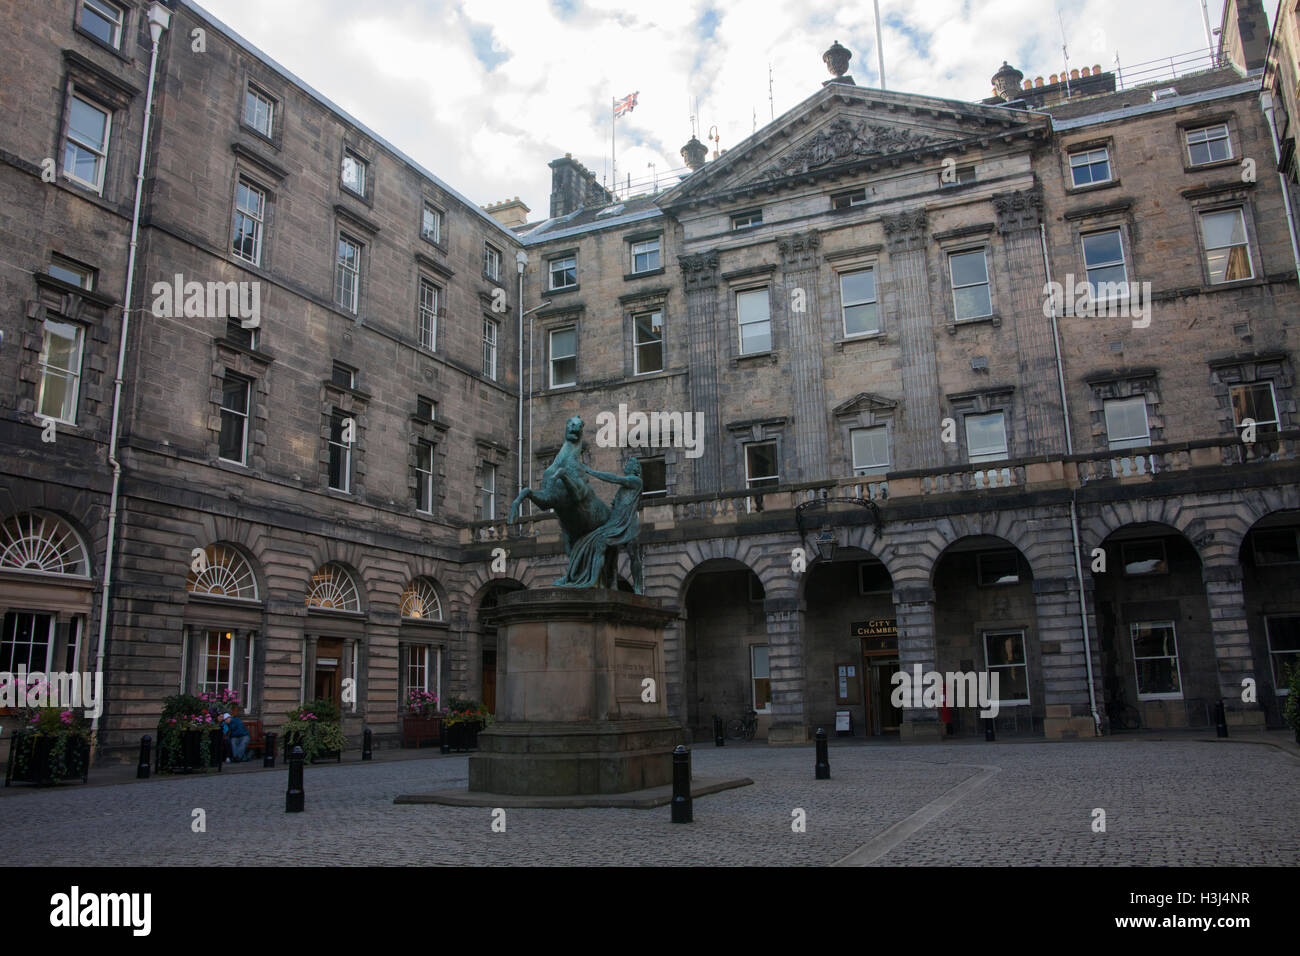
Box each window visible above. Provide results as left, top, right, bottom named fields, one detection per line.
left=983, top=630, right=1029, bottom=704
left=331, top=362, right=355, bottom=389
left=328, top=408, right=352, bottom=492
left=1, top=612, right=54, bottom=673
left=1231, top=382, right=1279, bottom=437
left=965, top=411, right=1007, bottom=464
left=1104, top=396, right=1150, bottom=449
left=406, top=644, right=429, bottom=692
left=939, top=164, right=977, bottom=187
left=421, top=204, right=442, bottom=243
left=751, top=645, right=771, bottom=712
left=1253, top=527, right=1300, bottom=564
left=859, top=561, right=891, bottom=594
left=1121, top=540, right=1167, bottom=575
left=1081, top=230, right=1127, bottom=298
left=226, top=316, right=257, bottom=350
left=977, top=551, right=1020, bottom=587
left=1131, top=621, right=1182, bottom=699
left=736, top=288, right=771, bottom=355
left=482, top=318, right=498, bottom=379
left=640, top=456, right=666, bottom=497
left=1265, top=617, right=1300, bottom=692
left=305, top=563, right=361, bottom=611
left=186, top=544, right=258, bottom=600
left=416, top=396, right=436, bottom=421
left=415, top=440, right=435, bottom=513
left=850, top=426, right=889, bottom=475
left=401, top=579, right=443, bottom=620
left=1186, top=124, right=1231, bottom=165
left=549, top=255, right=577, bottom=290
left=78, top=0, right=124, bottom=48
left=0, top=512, right=91, bottom=576
left=243, top=85, right=275, bottom=138
left=1200, top=209, right=1253, bottom=284
left=218, top=372, right=250, bottom=464
left=37, top=319, right=84, bottom=425
left=1069, top=147, right=1112, bottom=187
left=335, top=234, right=362, bottom=313
left=418, top=278, right=439, bottom=351
left=732, top=209, right=763, bottom=230
left=341, top=150, right=367, bottom=195
left=63, top=93, right=110, bottom=192
left=949, top=250, right=992, bottom=320
left=483, top=243, right=502, bottom=281
left=47, top=258, right=94, bottom=291
left=745, top=441, right=779, bottom=489
left=549, top=327, right=577, bottom=388
left=840, top=269, right=878, bottom=336
left=481, top=463, right=496, bottom=519
left=631, top=238, right=660, bottom=273
left=232, top=178, right=266, bottom=265
left=633, top=310, right=663, bottom=375
left=831, top=188, right=868, bottom=208
left=201, top=630, right=234, bottom=694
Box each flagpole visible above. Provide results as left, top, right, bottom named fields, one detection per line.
left=611, top=97, right=617, bottom=200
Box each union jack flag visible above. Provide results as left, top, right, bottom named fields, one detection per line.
left=614, top=91, right=639, bottom=117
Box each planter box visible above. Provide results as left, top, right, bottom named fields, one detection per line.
left=282, top=732, right=343, bottom=763
left=402, top=716, right=442, bottom=748
left=4, top=732, right=90, bottom=787
left=441, top=719, right=484, bottom=753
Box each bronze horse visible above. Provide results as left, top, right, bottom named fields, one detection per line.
left=508, top=416, right=610, bottom=555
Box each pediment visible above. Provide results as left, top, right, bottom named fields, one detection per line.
left=832, top=392, right=897, bottom=418
left=659, top=84, right=1047, bottom=206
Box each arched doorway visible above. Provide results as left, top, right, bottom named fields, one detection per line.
left=183, top=542, right=264, bottom=716
left=398, top=576, right=448, bottom=712
left=303, top=562, right=365, bottom=715
left=681, top=558, right=766, bottom=739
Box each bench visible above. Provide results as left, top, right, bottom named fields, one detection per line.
left=239, top=718, right=263, bottom=759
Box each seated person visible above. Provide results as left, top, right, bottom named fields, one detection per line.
left=221, top=712, right=250, bottom=762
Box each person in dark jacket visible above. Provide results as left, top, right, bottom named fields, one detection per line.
left=221, top=712, right=250, bottom=762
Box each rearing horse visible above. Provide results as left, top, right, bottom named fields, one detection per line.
left=508, top=416, right=610, bottom=555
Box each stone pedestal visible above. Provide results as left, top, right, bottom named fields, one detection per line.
left=468, top=587, right=685, bottom=796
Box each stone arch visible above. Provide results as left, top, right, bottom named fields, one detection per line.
left=304, top=561, right=366, bottom=613
left=185, top=541, right=263, bottom=603
left=1078, top=499, right=1200, bottom=561
left=658, top=535, right=782, bottom=607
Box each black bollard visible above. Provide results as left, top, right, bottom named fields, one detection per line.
left=263, top=731, right=277, bottom=768
left=1215, top=699, right=1229, bottom=738
left=815, top=727, right=830, bottom=779
left=670, top=745, right=692, bottom=823
left=286, top=745, right=305, bottom=813
left=137, top=735, right=151, bottom=779
left=209, top=727, right=224, bottom=770
left=362, top=727, right=373, bottom=761
left=984, top=718, right=996, bottom=742
left=439, top=720, right=450, bottom=755
left=713, top=714, right=724, bottom=747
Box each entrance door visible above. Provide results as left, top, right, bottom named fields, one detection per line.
left=314, top=638, right=342, bottom=706
left=867, top=658, right=903, bottom=734
left=481, top=650, right=496, bottom=713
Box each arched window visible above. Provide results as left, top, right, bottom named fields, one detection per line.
left=305, top=563, right=360, bottom=612
left=0, top=512, right=90, bottom=576
left=186, top=544, right=259, bottom=601
left=400, top=578, right=443, bottom=621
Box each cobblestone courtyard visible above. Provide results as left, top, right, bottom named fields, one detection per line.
left=4, top=738, right=1297, bottom=866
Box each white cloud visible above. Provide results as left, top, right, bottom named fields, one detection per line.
left=192, top=0, right=1232, bottom=219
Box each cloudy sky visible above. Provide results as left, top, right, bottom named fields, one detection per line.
left=191, top=0, right=1236, bottom=219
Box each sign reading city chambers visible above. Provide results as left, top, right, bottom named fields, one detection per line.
left=854, top=618, right=898, bottom=652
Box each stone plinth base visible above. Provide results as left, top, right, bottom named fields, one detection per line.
left=899, top=720, right=945, bottom=741
left=468, top=587, right=684, bottom=796
left=397, top=775, right=753, bottom=809
left=1226, top=710, right=1266, bottom=729
left=1044, top=716, right=1098, bottom=739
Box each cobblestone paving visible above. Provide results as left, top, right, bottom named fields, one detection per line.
left=3, top=740, right=1296, bottom=866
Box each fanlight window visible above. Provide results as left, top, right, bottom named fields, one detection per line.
left=400, top=578, right=443, bottom=621
left=186, top=544, right=258, bottom=601
left=0, top=513, right=90, bottom=576
left=305, top=563, right=360, bottom=612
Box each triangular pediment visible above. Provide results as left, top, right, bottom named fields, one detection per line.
left=659, top=84, right=1047, bottom=207
left=832, top=392, right=897, bottom=418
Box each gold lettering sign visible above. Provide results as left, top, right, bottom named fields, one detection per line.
left=853, top=619, right=898, bottom=639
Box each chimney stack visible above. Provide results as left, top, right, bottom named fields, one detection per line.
left=547, top=153, right=613, bottom=219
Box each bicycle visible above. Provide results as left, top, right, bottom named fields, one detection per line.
left=726, top=709, right=758, bottom=741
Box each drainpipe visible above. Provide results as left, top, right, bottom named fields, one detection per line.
left=91, top=2, right=170, bottom=757
left=1260, top=90, right=1300, bottom=286
left=1040, top=223, right=1102, bottom=736
left=515, top=251, right=527, bottom=502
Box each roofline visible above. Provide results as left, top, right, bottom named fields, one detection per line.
left=519, top=208, right=664, bottom=245
left=179, top=0, right=522, bottom=245
left=1050, top=78, right=1261, bottom=130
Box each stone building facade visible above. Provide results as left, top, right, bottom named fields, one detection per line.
left=1, top=0, right=1298, bottom=760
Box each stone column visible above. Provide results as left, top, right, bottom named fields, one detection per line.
left=1202, top=562, right=1263, bottom=728
left=1034, top=575, right=1100, bottom=738
left=764, top=596, right=808, bottom=744
left=778, top=231, right=830, bottom=482
left=895, top=582, right=942, bottom=740
left=994, top=186, right=1064, bottom=457
left=678, top=251, right=722, bottom=494
left=302, top=634, right=317, bottom=706
left=661, top=616, right=687, bottom=732
left=882, top=212, right=943, bottom=469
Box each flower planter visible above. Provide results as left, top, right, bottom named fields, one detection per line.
left=180, top=729, right=204, bottom=773
left=440, top=719, right=484, bottom=753
left=401, top=715, right=442, bottom=748
left=282, top=731, right=343, bottom=764
left=4, top=732, right=90, bottom=787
